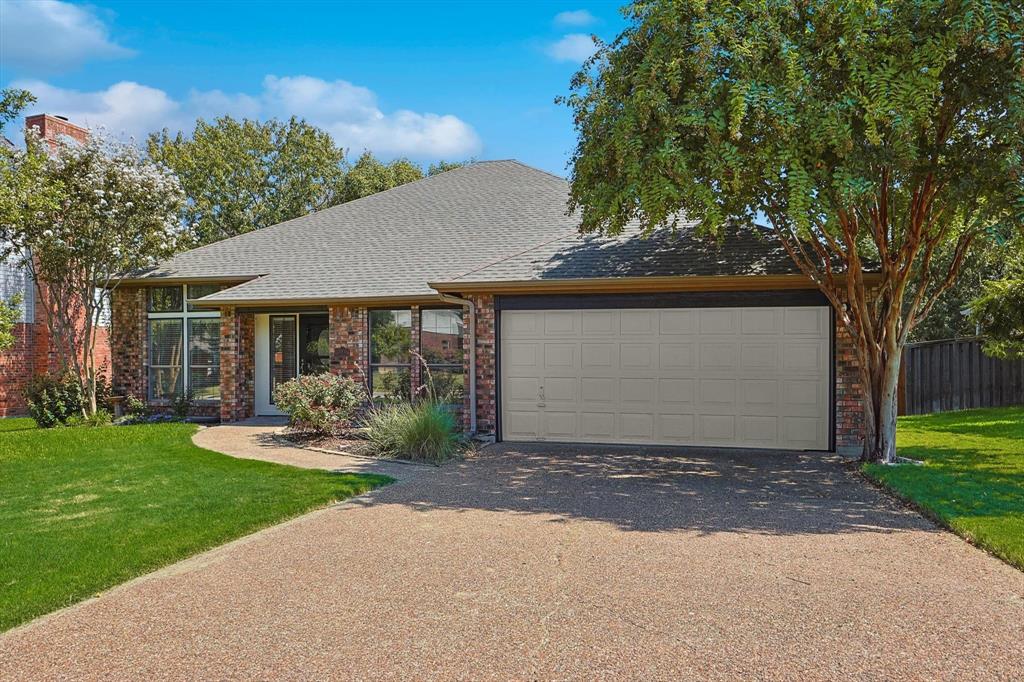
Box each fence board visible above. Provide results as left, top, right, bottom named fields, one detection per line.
left=899, top=338, right=1024, bottom=415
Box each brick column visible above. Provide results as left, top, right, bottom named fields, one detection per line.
left=110, top=286, right=147, bottom=401
left=835, top=320, right=865, bottom=455
left=469, top=294, right=497, bottom=436
left=329, top=305, right=369, bottom=389
left=220, top=307, right=254, bottom=422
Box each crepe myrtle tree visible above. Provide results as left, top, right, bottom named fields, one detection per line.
left=561, top=0, right=1023, bottom=462
left=0, top=127, right=186, bottom=416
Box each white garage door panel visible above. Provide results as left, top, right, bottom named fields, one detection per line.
left=500, top=307, right=830, bottom=450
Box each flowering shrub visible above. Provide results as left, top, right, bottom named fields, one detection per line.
left=273, top=374, right=365, bottom=434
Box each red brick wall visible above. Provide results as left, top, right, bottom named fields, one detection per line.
left=0, top=323, right=35, bottom=416
left=835, top=319, right=866, bottom=454
left=469, top=294, right=497, bottom=437
left=329, top=305, right=369, bottom=387
left=220, top=307, right=255, bottom=421
left=0, top=293, right=112, bottom=417
left=111, top=286, right=147, bottom=401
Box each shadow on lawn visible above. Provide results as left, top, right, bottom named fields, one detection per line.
left=363, top=442, right=938, bottom=536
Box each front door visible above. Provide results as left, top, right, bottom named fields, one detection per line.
left=255, top=313, right=330, bottom=415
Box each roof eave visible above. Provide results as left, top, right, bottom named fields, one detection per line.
left=428, top=273, right=860, bottom=295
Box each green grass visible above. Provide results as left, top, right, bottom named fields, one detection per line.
left=863, top=406, right=1024, bottom=570
left=0, top=419, right=391, bottom=631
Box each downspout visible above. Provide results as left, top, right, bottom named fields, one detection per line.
left=437, top=292, right=477, bottom=435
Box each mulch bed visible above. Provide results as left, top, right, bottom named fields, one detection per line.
left=278, top=430, right=367, bottom=455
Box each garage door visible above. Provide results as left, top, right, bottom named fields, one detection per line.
left=500, top=307, right=830, bottom=450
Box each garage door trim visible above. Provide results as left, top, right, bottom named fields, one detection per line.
left=494, top=290, right=836, bottom=451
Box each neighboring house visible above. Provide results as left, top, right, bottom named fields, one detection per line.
left=0, top=115, right=112, bottom=416
left=112, top=160, right=866, bottom=453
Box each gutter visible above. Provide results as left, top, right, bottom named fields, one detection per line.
left=437, top=292, right=477, bottom=436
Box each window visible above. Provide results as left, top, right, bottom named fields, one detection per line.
left=187, top=284, right=224, bottom=311
left=147, top=284, right=220, bottom=401
left=149, top=286, right=182, bottom=313
left=420, top=308, right=464, bottom=404
left=148, top=319, right=183, bottom=400
left=369, top=309, right=412, bottom=401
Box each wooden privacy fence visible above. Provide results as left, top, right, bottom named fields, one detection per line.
left=898, top=338, right=1024, bottom=416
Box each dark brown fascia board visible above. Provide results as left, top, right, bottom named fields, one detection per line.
left=427, top=273, right=874, bottom=295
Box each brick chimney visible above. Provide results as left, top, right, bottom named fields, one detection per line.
left=25, top=114, right=88, bottom=150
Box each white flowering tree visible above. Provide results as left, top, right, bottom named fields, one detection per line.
left=0, top=128, right=185, bottom=416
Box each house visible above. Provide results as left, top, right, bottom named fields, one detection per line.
left=0, top=114, right=112, bottom=416
left=111, top=160, right=865, bottom=453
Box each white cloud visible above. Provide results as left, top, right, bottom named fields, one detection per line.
left=554, top=10, right=597, bottom=27
left=545, top=33, right=598, bottom=63
left=0, top=0, right=133, bottom=73
left=12, top=75, right=483, bottom=159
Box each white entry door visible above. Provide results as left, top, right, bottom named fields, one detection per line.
left=500, top=307, right=830, bottom=450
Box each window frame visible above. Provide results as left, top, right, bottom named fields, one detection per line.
left=146, top=284, right=221, bottom=403
left=418, top=306, right=465, bottom=405
left=368, top=308, right=413, bottom=401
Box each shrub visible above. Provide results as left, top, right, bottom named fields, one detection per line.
left=273, top=373, right=365, bottom=434
left=361, top=401, right=464, bottom=464
left=171, top=387, right=195, bottom=420
left=67, top=409, right=113, bottom=428
left=24, top=374, right=83, bottom=428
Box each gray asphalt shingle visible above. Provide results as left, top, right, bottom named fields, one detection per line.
left=132, top=159, right=802, bottom=303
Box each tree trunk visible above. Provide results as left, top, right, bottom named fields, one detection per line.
left=861, top=342, right=902, bottom=463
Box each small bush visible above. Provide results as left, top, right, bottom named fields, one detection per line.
left=361, top=401, right=464, bottom=464
left=67, top=409, right=113, bottom=428
left=273, top=373, right=365, bottom=434
left=24, top=374, right=83, bottom=428
left=171, top=388, right=195, bottom=420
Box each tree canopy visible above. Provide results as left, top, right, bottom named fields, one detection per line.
left=2, top=128, right=185, bottom=414
left=147, top=116, right=347, bottom=247
left=563, top=0, right=1023, bottom=460
left=149, top=116, right=470, bottom=246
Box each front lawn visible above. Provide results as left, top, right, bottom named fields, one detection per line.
left=863, top=407, right=1024, bottom=570
left=0, top=419, right=391, bottom=631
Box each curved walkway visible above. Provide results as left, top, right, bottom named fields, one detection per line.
left=191, top=418, right=423, bottom=480
left=2, top=437, right=1022, bottom=679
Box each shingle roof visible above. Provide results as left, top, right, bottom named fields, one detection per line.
left=133, top=159, right=805, bottom=304
left=136, top=160, right=581, bottom=303
left=438, top=222, right=802, bottom=284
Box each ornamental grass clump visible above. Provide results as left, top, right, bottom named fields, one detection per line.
left=362, top=401, right=464, bottom=464
left=273, top=374, right=365, bottom=434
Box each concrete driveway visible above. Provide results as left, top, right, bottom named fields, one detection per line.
left=2, top=442, right=1022, bottom=680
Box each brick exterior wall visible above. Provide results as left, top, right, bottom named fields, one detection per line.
left=329, top=305, right=369, bottom=385
left=0, top=324, right=36, bottom=415
left=469, top=294, right=497, bottom=437
left=111, top=286, right=147, bottom=401
left=835, top=317, right=866, bottom=455
left=220, top=307, right=254, bottom=421
left=0, top=289, right=114, bottom=417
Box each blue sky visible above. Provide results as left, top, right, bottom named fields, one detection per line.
left=0, top=0, right=628, bottom=175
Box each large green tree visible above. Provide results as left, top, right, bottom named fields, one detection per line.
left=148, top=116, right=347, bottom=246
left=562, top=0, right=1023, bottom=462
left=339, top=151, right=424, bottom=202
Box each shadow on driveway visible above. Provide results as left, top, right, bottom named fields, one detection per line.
left=367, top=441, right=933, bottom=536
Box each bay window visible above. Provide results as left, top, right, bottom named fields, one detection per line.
left=147, top=284, right=221, bottom=402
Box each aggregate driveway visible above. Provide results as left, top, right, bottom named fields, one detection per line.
left=2, top=441, right=1023, bottom=681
